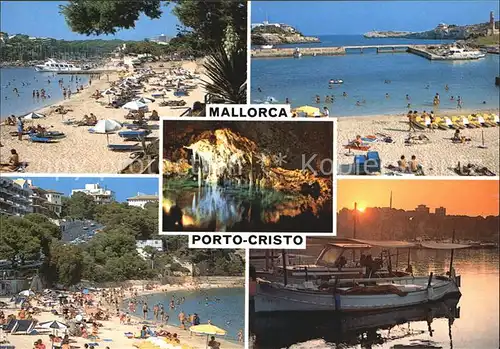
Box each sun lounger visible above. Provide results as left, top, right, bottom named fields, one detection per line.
left=118, top=130, right=151, bottom=140
left=3, top=319, right=16, bottom=333
left=11, top=320, right=36, bottom=334
left=107, top=144, right=143, bottom=152
left=124, top=124, right=160, bottom=130
left=29, top=135, right=57, bottom=143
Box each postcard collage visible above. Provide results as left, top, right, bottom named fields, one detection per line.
left=0, top=1, right=499, bottom=349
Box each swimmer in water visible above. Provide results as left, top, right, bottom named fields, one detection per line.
left=445, top=84, right=449, bottom=91
left=425, top=84, right=430, bottom=89
left=257, top=87, right=262, bottom=93
left=356, top=101, right=361, bottom=106
left=405, top=94, right=410, bottom=100
left=407, top=103, right=411, bottom=108
left=315, top=95, right=320, bottom=104
left=450, top=96, right=454, bottom=101
left=385, top=93, right=390, bottom=98
left=342, top=92, right=347, bottom=97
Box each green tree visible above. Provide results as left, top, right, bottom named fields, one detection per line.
left=62, top=192, right=96, bottom=219
left=0, top=216, right=41, bottom=268
left=203, top=44, right=247, bottom=104
left=23, top=214, right=62, bottom=286
left=59, top=0, right=163, bottom=36
left=50, top=241, right=84, bottom=286
left=60, top=1, right=246, bottom=52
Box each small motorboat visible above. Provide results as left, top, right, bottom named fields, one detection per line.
left=329, top=79, right=344, bottom=85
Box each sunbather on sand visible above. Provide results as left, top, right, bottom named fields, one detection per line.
left=3, top=115, right=16, bottom=126
left=352, top=135, right=363, bottom=148
left=397, top=155, right=408, bottom=172
left=0, top=149, right=20, bottom=171
left=89, top=113, right=98, bottom=124
left=150, top=109, right=159, bottom=121
left=409, top=155, right=424, bottom=175
left=452, top=129, right=471, bottom=143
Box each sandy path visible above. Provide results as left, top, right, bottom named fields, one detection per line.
left=0, top=60, right=206, bottom=174
left=336, top=109, right=500, bottom=176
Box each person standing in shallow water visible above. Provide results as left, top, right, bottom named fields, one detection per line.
left=142, top=302, right=148, bottom=319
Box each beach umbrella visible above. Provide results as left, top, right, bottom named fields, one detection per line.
left=19, top=290, right=35, bottom=297
left=90, top=119, right=122, bottom=143
left=190, top=323, right=226, bottom=349
left=122, top=100, right=148, bottom=111
left=22, top=112, right=45, bottom=120
left=293, top=105, right=321, bottom=117
left=91, top=119, right=122, bottom=133
left=137, top=97, right=155, bottom=104
left=39, top=320, right=68, bottom=331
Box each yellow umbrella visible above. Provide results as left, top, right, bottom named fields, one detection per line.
left=190, top=323, right=226, bottom=349
left=292, top=105, right=321, bottom=117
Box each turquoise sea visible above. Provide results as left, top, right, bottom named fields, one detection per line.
left=251, top=35, right=500, bottom=116
left=125, top=287, right=244, bottom=342
left=0, top=67, right=90, bottom=118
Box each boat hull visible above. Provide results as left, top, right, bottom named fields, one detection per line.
left=254, top=277, right=460, bottom=313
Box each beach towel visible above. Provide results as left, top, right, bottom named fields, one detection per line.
left=344, top=144, right=370, bottom=151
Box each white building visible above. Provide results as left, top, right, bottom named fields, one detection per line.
left=0, top=177, right=33, bottom=216
left=150, top=34, right=171, bottom=45
left=45, top=190, right=63, bottom=217
left=127, top=193, right=158, bottom=209
left=136, top=240, right=164, bottom=260
left=72, top=184, right=115, bottom=205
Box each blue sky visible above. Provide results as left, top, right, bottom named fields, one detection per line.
left=252, top=1, right=500, bottom=35
left=0, top=1, right=180, bottom=40
left=16, top=177, right=159, bottom=202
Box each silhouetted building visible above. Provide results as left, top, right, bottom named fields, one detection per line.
left=435, top=207, right=447, bottom=216
left=415, top=204, right=430, bottom=215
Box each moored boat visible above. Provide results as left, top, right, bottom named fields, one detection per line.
left=35, top=58, right=82, bottom=72
left=253, top=238, right=468, bottom=313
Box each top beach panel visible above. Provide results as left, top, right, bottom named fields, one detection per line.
left=251, top=1, right=500, bottom=177
left=0, top=1, right=247, bottom=174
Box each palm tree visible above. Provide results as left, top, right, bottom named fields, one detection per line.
left=202, top=44, right=247, bottom=104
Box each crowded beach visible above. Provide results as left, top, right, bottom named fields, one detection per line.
left=337, top=108, right=500, bottom=176
left=0, top=283, right=243, bottom=349
left=0, top=59, right=205, bottom=174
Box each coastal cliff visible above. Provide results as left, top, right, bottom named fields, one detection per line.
left=251, top=24, right=320, bottom=45
left=364, top=21, right=499, bottom=40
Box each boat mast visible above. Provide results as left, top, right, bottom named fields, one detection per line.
left=449, top=228, right=456, bottom=274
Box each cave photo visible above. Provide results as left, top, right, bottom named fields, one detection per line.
left=162, top=120, right=334, bottom=233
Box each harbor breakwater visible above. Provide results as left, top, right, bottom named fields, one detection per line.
left=251, top=44, right=485, bottom=60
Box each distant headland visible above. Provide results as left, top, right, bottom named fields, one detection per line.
left=251, top=21, right=320, bottom=45
left=365, top=12, right=499, bottom=43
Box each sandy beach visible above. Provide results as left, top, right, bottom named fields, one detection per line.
left=0, top=60, right=206, bottom=174
left=0, top=279, right=244, bottom=349
left=336, top=109, right=500, bottom=176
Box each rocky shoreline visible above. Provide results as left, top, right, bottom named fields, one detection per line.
left=252, top=32, right=320, bottom=45
left=251, top=24, right=320, bottom=45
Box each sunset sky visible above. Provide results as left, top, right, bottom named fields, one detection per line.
left=338, top=180, right=499, bottom=217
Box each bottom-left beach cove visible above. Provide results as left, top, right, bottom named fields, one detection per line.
left=0, top=281, right=244, bottom=349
